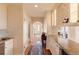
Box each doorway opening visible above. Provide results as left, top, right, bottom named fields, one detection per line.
left=32, top=21, right=43, bottom=45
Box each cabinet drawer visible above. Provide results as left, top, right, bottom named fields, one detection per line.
left=5, top=39, right=13, bottom=45
left=5, top=43, right=13, bottom=48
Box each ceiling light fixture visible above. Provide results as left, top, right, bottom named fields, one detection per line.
left=34, top=5, right=38, bottom=7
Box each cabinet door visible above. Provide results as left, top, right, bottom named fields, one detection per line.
left=5, top=39, right=13, bottom=55
left=47, top=36, right=59, bottom=55
left=51, top=41, right=59, bottom=55
left=5, top=44, right=13, bottom=55
left=0, top=4, right=7, bottom=30
left=54, top=43, right=59, bottom=55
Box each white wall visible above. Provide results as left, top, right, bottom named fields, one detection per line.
left=68, top=26, right=79, bottom=42
left=44, top=11, right=58, bottom=51
left=0, top=4, right=8, bottom=39
left=44, top=11, right=51, bottom=49
left=44, top=11, right=52, bottom=35
left=7, top=4, right=23, bottom=55
left=0, top=4, right=7, bottom=30
left=23, top=7, right=31, bottom=50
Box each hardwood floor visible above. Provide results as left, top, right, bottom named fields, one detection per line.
left=44, top=49, right=52, bottom=55
left=24, top=39, right=52, bottom=55
left=25, top=46, right=52, bottom=55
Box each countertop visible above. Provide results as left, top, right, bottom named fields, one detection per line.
left=0, top=37, right=13, bottom=44
left=48, top=34, right=79, bottom=55
left=58, top=37, right=79, bottom=55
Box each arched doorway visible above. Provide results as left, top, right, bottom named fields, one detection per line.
left=32, top=21, right=43, bottom=45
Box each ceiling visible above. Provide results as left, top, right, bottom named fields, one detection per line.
left=23, top=3, right=60, bottom=17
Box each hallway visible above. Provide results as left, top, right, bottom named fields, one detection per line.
left=27, top=41, right=52, bottom=55
left=23, top=3, right=79, bottom=55
left=26, top=33, right=52, bottom=55
left=24, top=33, right=52, bottom=55
left=28, top=41, right=43, bottom=55
left=0, top=3, right=79, bottom=55
left=0, top=1, right=79, bottom=59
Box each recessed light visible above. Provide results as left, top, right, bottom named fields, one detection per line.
left=34, top=5, right=38, bottom=7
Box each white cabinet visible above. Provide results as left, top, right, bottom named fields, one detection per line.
left=47, top=36, right=59, bottom=55
left=51, top=41, right=59, bottom=55
left=0, top=4, right=7, bottom=30
left=5, top=39, right=13, bottom=55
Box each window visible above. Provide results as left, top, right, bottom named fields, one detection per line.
left=52, top=9, right=56, bottom=26
left=70, top=4, right=78, bottom=23
left=44, top=23, right=47, bottom=33
left=33, top=22, right=42, bottom=35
